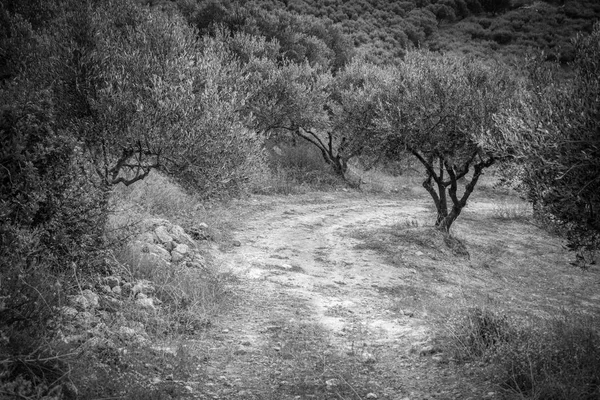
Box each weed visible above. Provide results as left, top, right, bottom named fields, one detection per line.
left=491, top=201, right=532, bottom=221
left=444, top=307, right=514, bottom=361
left=443, top=307, right=600, bottom=399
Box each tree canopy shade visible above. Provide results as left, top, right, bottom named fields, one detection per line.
left=483, top=24, right=600, bottom=255
left=373, top=52, right=516, bottom=231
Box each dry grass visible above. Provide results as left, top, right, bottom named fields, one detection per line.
left=257, top=319, right=380, bottom=400
left=347, top=181, right=600, bottom=399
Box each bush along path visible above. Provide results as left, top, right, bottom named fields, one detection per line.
left=171, top=187, right=600, bottom=400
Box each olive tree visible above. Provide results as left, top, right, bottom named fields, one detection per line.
left=83, top=2, right=264, bottom=195
left=328, top=57, right=396, bottom=173
left=483, top=24, right=600, bottom=256
left=376, top=52, right=516, bottom=231
left=244, top=56, right=356, bottom=176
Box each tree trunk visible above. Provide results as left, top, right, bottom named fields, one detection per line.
left=411, top=149, right=494, bottom=233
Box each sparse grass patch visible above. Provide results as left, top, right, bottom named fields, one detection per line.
left=442, top=307, right=600, bottom=399
left=491, top=200, right=532, bottom=221
left=263, top=320, right=379, bottom=399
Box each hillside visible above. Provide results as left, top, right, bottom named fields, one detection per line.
left=241, top=0, right=600, bottom=63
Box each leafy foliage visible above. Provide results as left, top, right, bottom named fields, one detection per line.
left=486, top=23, right=600, bottom=254
left=374, top=52, right=516, bottom=230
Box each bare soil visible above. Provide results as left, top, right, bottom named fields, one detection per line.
left=174, top=188, right=600, bottom=400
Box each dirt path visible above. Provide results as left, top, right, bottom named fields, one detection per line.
left=190, top=193, right=500, bottom=400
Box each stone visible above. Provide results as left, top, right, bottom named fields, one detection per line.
left=232, top=240, right=242, bottom=247
left=163, top=241, right=175, bottom=252
left=361, top=352, right=377, bottom=364
left=136, top=296, right=155, bottom=310
left=112, top=285, right=122, bottom=295
left=325, top=379, right=340, bottom=387
left=132, top=280, right=155, bottom=296
left=155, top=225, right=174, bottom=245
left=174, top=243, right=190, bottom=255
left=170, top=225, right=196, bottom=247
left=104, top=276, right=121, bottom=288
left=366, top=393, right=378, bottom=399
left=171, top=243, right=190, bottom=263
left=197, top=222, right=208, bottom=230
left=143, top=243, right=171, bottom=261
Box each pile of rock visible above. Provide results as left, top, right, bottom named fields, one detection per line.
left=57, top=219, right=211, bottom=350
left=127, top=218, right=209, bottom=270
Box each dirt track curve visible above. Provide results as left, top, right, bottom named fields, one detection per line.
left=195, top=193, right=500, bottom=400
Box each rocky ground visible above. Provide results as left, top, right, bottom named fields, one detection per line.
left=46, top=187, right=600, bottom=400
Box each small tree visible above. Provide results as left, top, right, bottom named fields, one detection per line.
left=376, top=52, right=516, bottom=231
left=245, top=56, right=356, bottom=176
left=484, top=24, right=600, bottom=256
left=329, top=57, right=395, bottom=172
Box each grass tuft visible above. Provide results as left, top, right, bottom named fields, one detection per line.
left=443, top=307, right=600, bottom=399
left=491, top=201, right=532, bottom=221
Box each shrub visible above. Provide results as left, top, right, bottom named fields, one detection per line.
left=445, top=308, right=600, bottom=399
left=486, top=24, right=600, bottom=255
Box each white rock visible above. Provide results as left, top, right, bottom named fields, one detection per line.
left=174, top=243, right=189, bottom=254
left=136, top=296, right=155, bottom=310
left=170, top=225, right=195, bottom=247
left=197, top=222, right=208, bottom=230
left=112, top=285, right=122, bottom=295
left=171, top=243, right=190, bottom=263
left=144, top=243, right=171, bottom=260
left=325, top=379, right=340, bottom=387
left=366, top=393, right=378, bottom=399
left=361, top=352, right=377, bottom=364
left=155, top=226, right=174, bottom=245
